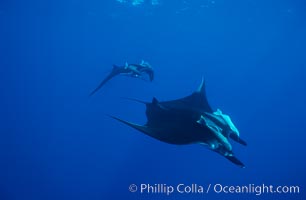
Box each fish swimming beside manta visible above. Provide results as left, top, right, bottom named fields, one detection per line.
left=90, top=60, right=154, bottom=96
left=110, top=79, right=247, bottom=167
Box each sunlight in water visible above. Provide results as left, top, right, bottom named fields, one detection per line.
left=116, top=0, right=160, bottom=6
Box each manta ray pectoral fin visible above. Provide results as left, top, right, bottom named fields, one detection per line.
left=108, top=115, right=153, bottom=135
left=89, top=65, right=123, bottom=96
left=225, top=155, right=245, bottom=168
left=196, top=77, right=205, bottom=93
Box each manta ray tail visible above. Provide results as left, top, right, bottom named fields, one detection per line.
left=120, top=97, right=149, bottom=105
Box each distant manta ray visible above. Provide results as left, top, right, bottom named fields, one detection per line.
left=110, top=79, right=247, bottom=167
left=90, top=60, right=154, bottom=96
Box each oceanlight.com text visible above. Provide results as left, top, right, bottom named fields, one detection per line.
left=213, top=183, right=300, bottom=196
left=129, top=183, right=300, bottom=196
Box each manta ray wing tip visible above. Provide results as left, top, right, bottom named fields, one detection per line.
left=196, top=77, right=206, bottom=93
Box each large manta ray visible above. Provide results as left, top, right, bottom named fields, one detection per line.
left=111, top=80, right=247, bottom=167
left=90, top=61, right=154, bottom=96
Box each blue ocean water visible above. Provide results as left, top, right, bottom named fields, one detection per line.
left=1, top=0, right=306, bottom=199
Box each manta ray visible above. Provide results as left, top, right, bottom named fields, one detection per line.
left=90, top=60, right=154, bottom=96
left=110, top=79, right=247, bottom=167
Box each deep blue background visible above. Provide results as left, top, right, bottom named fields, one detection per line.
left=1, top=0, right=306, bottom=199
